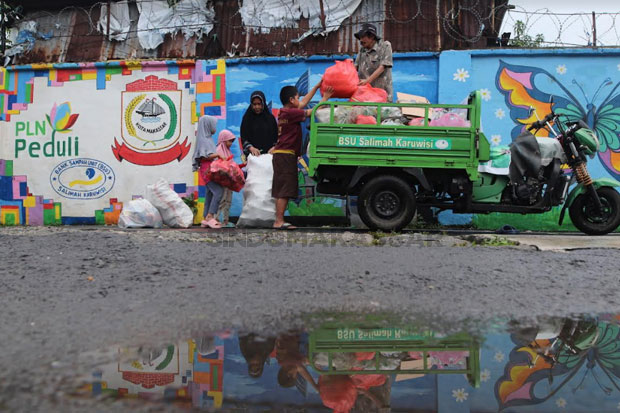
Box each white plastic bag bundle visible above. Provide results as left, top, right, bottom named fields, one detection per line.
left=118, top=198, right=163, bottom=228
left=236, top=154, right=276, bottom=228
left=146, top=178, right=194, bottom=228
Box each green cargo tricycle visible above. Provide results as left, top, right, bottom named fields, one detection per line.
left=308, top=326, right=481, bottom=388
left=308, top=91, right=620, bottom=234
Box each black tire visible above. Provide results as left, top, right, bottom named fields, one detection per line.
left=568, top=187, right=620, bottom=235
left=357, top=175, right=416, bottom=232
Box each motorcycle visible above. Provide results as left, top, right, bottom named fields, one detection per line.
left=470, top=106, right=620, bottom=235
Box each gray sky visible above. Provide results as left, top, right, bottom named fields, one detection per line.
left=501, top=0, right=620, bottom=47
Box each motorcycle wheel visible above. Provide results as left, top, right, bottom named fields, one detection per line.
left=357, top=174, right=416, bottom=232
left=568, top=187, right=620, bottom=235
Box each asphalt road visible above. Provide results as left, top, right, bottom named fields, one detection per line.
left=1, top=226, right=619, bottom=411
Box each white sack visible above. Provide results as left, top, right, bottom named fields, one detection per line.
left=236, top=154, right=276, bottom=228
left=118, top=198, right=163, bottom=228
left=98, top=1, right=131, bottom=41
left=146, top=178, right=194, bottom=228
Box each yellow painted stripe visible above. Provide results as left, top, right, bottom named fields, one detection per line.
left=69, top=175, right=102, bottom=187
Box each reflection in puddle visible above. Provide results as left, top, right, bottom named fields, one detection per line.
left=77, top=315, right=620, bottom=412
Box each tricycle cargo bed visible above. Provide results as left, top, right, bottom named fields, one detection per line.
left=308, top=91, right=490, bottom=182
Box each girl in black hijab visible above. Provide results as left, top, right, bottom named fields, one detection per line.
left=240, top=91, right=278, bottom=157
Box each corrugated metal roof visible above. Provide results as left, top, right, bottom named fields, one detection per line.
left=9, top=0, right=510, bottom=64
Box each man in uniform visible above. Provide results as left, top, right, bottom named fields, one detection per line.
left=354, top=23, right=393, bottom=102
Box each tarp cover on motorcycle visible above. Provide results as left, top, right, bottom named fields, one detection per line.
left=508, top=131, right=542, bottom=184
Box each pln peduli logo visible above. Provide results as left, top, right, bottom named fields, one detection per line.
left=112, top=75, right=190, bottom=166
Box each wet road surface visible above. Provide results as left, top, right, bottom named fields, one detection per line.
left=1, top=226, right=619, bottom=412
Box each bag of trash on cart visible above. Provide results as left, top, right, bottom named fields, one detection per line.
left=236, top=154, right=276, bottom=228
left=146, top=178, right=194, bottom=228
left=118, top=198, right=163, bottom=229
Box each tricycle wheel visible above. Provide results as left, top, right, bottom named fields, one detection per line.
left=568, top=187, right=620, bottom=235
left=358, top=175, right=416, bottom=232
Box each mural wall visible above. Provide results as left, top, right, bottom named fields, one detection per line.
left=0, top=59, right=227, bottom=224
left=1, top=48, right=619, bottom=228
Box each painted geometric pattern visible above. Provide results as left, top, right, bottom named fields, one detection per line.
left=0, top=159, right=61, bottom=226
left=0, top=59, right=226, bottom=123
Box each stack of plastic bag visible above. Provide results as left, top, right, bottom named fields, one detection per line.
left=236, top=154, right=276, bottom=228
left=118, top=198, right=163, bottom=228
left=146, top=178, right=194, bottom=228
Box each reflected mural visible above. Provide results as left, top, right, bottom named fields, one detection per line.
left=77, top=315, right=620, bottom=412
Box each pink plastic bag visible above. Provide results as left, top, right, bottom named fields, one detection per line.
left=355, top=115, right=377, bottom=124
left=429, top=113, right=471, bottom=127
left=209, top=158, right=245, bottom=192
left=350, top=84, right=388, bottom=103
left=322, top=59, right=359, bottom=99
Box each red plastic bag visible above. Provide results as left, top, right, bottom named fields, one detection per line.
left=355, top=352, right=376, bottom=361
left=355, top=115, right=376, bottom=125
left=322, top=59, right=359, bottom=99
left=351, top=374, right=387, bottom=390
left=209, top=158, right=245, bottom=192
left=319, top=376, right=357, bottom=413
left=408, top=117, right=425, bottom=126
left=350, top=84, right=388, bottom=103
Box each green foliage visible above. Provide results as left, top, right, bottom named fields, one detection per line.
left=510, top=20, right=545, bottom=48
left=182, top=193, right=198, bottom=216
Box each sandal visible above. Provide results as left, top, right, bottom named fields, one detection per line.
left=201, top=219, right=222, bottom=229
left=273, top=222, right=297, bottom=230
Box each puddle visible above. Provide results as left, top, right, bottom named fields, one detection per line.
left=72, top=314, right=620, bottom=412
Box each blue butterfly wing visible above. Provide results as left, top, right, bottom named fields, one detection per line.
left=593, top=86, right=620, bottom=179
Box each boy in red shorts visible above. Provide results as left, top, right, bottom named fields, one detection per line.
left=272, top=81, right=333, bottom=229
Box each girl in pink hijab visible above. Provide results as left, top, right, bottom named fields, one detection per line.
left=216, top=130, right=237, bottom=227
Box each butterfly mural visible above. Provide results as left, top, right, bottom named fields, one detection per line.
left=496, top=60, right=620, bottom=180
left=494, top=320, right=620, bottom=411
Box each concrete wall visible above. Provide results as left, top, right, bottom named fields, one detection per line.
left=1, top=48, right=619, bottom=228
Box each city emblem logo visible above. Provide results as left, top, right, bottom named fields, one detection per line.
left=50, top=158, right=115, bottom=199
left=112, top=75, right=190, bottom=166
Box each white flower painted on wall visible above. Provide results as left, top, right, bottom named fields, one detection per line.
left=494, top=351, right=505, bottom=362
left=495, top=108, right=506, bottom=119
left=453, top=68, right=470, bottom=82
left=479, top=88, right=492, bottom=101
left=556, top=64, right=567, bottom=75
left=556, top=397, right=567, bottom=408
left=452, top=388, right=469, bottom=402
left=491, top=134, right=502, bottom=146
left=481, top=369, right=491, bottom=382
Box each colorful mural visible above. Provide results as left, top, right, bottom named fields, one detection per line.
left=79, top=317, right=620, bottom=411
left=468, top=52, right=620, bottom=230
left=83, top=335, right=226, bottom=408
left=1, top=50, right=619, bottom=228
left=0, top=59, right=228, bottom=225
